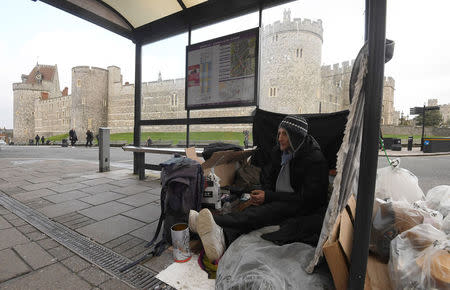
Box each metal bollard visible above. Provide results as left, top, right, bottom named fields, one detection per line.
left=99, top=128, right=110, bottom=172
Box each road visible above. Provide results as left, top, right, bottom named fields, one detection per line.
left=1, top=145, right=449, bottom=193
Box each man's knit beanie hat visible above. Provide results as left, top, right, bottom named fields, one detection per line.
left=279, top=115, right=308, bottom=152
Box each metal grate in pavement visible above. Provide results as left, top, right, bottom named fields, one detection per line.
left=0, top=193, right=171, bottom=289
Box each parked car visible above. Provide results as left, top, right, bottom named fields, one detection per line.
left=0, top=139, right=6, bottom=145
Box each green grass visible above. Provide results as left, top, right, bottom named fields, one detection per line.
left=47, top=131, right=252, bottom=146
left=383, top=134, right=446, bottom=142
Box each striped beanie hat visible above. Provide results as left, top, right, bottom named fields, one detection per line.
left=279, top=115, right=308, bottom=151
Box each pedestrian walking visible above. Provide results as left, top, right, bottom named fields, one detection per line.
left=69, top=128, right=78, bottom=146
left=85, top=130, right=94, bottom=147
left=41, top=136, right=45, bottom=145
left=146, top=136, right=153, bottom=147
left=35, top=134, right=40, bottom=145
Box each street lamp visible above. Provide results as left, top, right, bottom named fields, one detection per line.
left=409, top=105, right=440, bottom=150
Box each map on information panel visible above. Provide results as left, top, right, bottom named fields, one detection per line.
left=186, top=28, right=259, bottom=110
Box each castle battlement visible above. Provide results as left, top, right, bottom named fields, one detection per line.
left=321, top=60, right=355, bottom=77
left=263, top=10, right=323, bottom=40
left=72, top=66, right=108, bottom=73
left=384, top=76, right=395, bottom=88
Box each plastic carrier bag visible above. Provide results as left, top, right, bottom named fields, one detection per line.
left=375, top=160, right=425, bottom=203
left=370, top=199, right=443, bottom=262
left=425, top=185, right=450, bottom=218
left=389, top=224, right=449, bottom=290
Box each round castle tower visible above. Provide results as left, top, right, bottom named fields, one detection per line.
left=71, top=66, right=108, bottom=138
left=260, top=9, right=323, bottom=114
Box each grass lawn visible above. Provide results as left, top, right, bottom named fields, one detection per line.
left=47, top=131, right=252, bottom=146
left=383, top=134, right=446, bottom=143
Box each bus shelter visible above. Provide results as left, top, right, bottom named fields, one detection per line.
left=34, top=0, right=388, bottom=288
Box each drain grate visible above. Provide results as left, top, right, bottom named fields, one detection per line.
left=0, top=193, right=171, bottom=289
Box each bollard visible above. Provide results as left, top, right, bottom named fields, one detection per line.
left=170, top=223, right=191, bottom=263
left=99, top=128, right=110, bottom=172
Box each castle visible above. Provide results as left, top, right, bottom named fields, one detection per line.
left=13, top=10, right=398, bottom=143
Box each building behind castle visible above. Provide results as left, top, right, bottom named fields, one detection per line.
left=14, top=10, right=400, bottom=143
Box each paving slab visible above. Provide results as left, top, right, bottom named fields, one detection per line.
left=23, top=198, right=54, bottom=210
left=24, top=231, right=47, bottom=241
left=111, top=184, right=152, bottom=195
left=7, top=218, right=27, bottom=227
left=0, top=216, right=12, bottom=229
left=13, top=242, right=55, bottom=270
left=77, top=215, right=145, bottom=244
left=0, top=228, right=29, bottom=250
left=61, top=255, right=91, bottom=273
left=38, top=199, right=91, bottom=218
left=56, top=177, right=89, bottom=185
left=122, top=203, right=161, bottom=223
left=48, top=182, right=88, bottom=193
left=80, top=178, right=115, bottom=186
left=37, top=238, right=60, bottom=250
left=80, top=183, right=123, bottom=194
left=19, top=181, right=58, bottom=191
left=25, top=176, right=60, bottom=184
left=13, top=188, right=57, bottom=202
left=42, top=190, right=90, bottom=203
left=79, top=191, right=125, bottom=205
left=0, top=262, right=91, bottom=289
left=116, top=192, right=159, bottom=207
left=78, top=201, right=133, bottom=221
left=130, top=221, right=160, bottom=242
left=0, top=248, right=31, bottom=283
left=78, top=266, right=110, bottom=286
left=48, top=245, right=74, bottom=261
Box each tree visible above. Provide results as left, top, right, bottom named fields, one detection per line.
left=414, top=110, right=443, bottom=127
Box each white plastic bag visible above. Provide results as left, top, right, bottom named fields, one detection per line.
left=425, top=185, right=450, bottom=218
left=389, top=224, right=449, bottom=290
left=370, top=199, right=443, bottom=262
left=442, top=215, right=450, bottom=234
left=375, top=160, right=425, bottom=203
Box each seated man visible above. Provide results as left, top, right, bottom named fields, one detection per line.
left=189, top=115, right=329, bottom=261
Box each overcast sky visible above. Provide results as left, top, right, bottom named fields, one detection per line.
left=1, top=0, right=449, bottom=128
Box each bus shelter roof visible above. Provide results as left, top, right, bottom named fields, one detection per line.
left=37, top=0, right=293, bottom=44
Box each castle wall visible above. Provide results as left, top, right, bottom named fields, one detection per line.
left=35, top=95, right=71, bottom=137
left=71, top=66, right=108, bottom=140
left=320, top=60, right=353, bottom=113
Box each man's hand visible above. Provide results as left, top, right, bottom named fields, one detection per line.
left=250, top=190, right=265, bottom=206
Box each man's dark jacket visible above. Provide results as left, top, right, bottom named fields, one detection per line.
left=260, top=135, right=329, bottom=245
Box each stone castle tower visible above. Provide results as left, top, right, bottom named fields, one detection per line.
left=13, top=10, right=398, bottom=143
left=260, top=10, right=323, bottom=114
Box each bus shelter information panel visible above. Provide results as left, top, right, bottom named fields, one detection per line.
left=186, top=28, right=259, bottom=109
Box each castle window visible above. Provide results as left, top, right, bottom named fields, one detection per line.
left=77, top=79, right=81, bottom=87
left=269, top=87, right=277, bottom=97
left=171, top=93, right=178, bottom=107
left=103, top=100, right=107, bottom=107
left=276, top=34, right=278, bottom=41
left=329, top=95, right=333, bottom=102
left=335, top=96, right=338, bottom=103
left=297, top=48, right=303, bottom=58
left=82, top=97, right=86, bottom=105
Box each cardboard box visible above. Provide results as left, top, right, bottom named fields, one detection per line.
left=185, top=147, right=253, bottom=187
left=323, top=195, right=392, bottom=290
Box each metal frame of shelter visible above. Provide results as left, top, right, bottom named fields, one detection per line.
left=34, top=0, right=387, bottom=288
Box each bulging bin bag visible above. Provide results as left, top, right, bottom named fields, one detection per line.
left=375, top=160, right=424, bottom=203
left=389, top=223, right=449, bottom=290
left=425, top=185, right=450, bottom=218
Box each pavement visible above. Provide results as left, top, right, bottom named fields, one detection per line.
left=0, top=158, right=173, bottom=289
left=0, top=146, right=449, bottom=289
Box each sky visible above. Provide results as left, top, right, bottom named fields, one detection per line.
left=1, top=0, right=450, bottom=129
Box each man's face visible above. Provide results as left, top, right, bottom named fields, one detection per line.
left=278, top=128, right=290, bottom=151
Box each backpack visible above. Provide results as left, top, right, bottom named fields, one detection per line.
left=147, top=156, right=204, bottom=249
